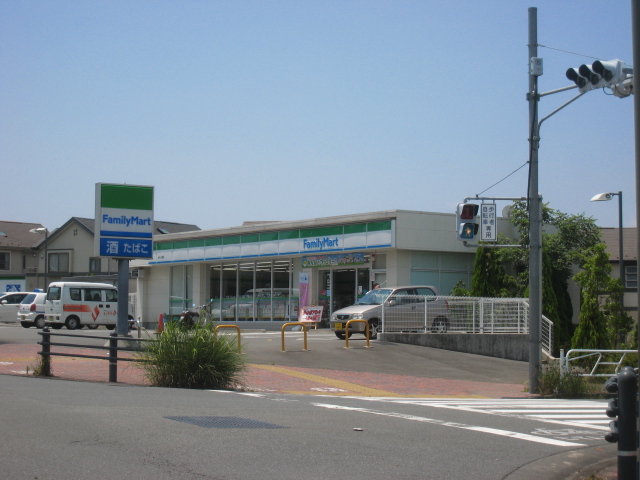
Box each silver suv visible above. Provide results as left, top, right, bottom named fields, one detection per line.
left=330, top=286, right=450, bottom=340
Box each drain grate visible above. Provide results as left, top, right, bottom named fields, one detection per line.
left=165, top=416, right=289, bottom=429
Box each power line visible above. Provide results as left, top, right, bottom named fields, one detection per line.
left=538, top=44, right=603, bottom=61
left=476, top=161, right=529, bottom=197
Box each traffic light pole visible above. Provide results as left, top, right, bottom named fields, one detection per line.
left=526, top=8, right=587, bottom=395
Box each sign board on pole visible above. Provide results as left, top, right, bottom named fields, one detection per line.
left=94, top=183, right=154, bottom=259
left=480, top=203, right=497, bottom=241
left=300, top=306, right=323, bottom=323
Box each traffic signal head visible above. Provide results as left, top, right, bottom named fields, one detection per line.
left=566, top=64, right=603, bottom=92
left=456, top=203, right=479, bottom=241
left=567, top=59, right=633, bottom=97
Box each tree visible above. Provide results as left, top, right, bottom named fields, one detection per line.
left=450, top=280, right=470, bottom=297
left=470, top=247, right=509, bottom=297
left=494, top=201, right=601, bottom=351
left=571, top=243, right=623, bottom=350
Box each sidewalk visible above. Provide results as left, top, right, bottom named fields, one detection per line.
left=0, top=341, right=532, bottom=398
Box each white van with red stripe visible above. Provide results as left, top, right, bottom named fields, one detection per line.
left=45, top=281, right=133, bottom=330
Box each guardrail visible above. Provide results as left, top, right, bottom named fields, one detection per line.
left=559, top=348, right=637, bottom=378
left=38, top=324, right=245, bottom=383
left=344, top=319, right=371, bottom=349
left=38, top=327, right=149, bottom=383
left=214, top=325, right=242, bottom=351
left=280, top=322, right=309, bottom=352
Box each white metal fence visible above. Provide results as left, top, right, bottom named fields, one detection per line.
left=560, top=349, right=636, bottom=378
left=381, top=295, right=554, bottom=357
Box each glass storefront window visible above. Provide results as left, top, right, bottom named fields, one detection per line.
left=209, top=260, right=293, bottom=321
left=169, top=265, right=193, bottom=318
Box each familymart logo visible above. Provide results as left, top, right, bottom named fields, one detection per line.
left=303, top=236, right=340, bottom=251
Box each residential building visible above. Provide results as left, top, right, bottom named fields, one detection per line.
left=0, top=221, right=45, bottom=292
left=27, top=217, right=200, bottom=291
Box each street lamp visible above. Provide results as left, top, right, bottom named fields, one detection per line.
left=591, top=191, right=624, bottom=306
left=30, top=227, right=48, bottom=290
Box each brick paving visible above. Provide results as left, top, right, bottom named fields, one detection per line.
left=0, top=342, right=532, bottom=398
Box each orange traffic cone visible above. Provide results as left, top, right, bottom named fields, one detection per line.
left=157, top=313, right=164, bottom=333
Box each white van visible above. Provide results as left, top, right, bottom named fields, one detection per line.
left=45, top=281, right=133, bottom=330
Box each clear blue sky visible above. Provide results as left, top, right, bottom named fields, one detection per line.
left=1, top=1, right=635, bottom=232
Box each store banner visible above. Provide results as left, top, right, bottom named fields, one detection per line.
left=298, top=273, right=309, bottom=320
left=300, top=306, right=323, bottom=323
left=302, top=252, right=365, bottom=268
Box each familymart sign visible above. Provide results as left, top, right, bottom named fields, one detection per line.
left=94, top=183, right=154, bottom=259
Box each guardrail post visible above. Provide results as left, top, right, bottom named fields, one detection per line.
left=344, top=319, right=371, bottom=349
left=40, top=327, right=51, bottom=376
left=109, top=331, right=118, bottom=383
left=281, top=322, right=308, bottom=352
left=214, top=325, right=242, bottom=351
left=559, top=349, right=565, bottom=378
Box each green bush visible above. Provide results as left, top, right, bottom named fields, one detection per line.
left=538, top=365, right=603, bottom=397
left=137, top=322, right=246, bottom=389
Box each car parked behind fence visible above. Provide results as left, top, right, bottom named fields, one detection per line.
left=330, top=286, right=450, bottom=340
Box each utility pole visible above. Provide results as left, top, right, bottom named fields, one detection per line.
left=527, top=7, right=542, bottom=394
left=631, top=0, right=640, bottom=470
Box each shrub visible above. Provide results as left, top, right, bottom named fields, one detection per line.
left=538, top=365, right=602, bottom=397
left=137, top=322, right=246, bottom=389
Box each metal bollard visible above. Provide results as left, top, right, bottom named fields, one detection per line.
left=109, top=331, right=118, bottom=383
left=40, top=326, right=51, bottom=376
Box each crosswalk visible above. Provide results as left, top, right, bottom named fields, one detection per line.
left=359, top=397, right=611, bottom=431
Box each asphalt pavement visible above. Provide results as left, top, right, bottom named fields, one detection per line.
left=0, top=324, right=620, bottom=479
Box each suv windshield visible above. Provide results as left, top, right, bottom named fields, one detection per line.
left=355, top=288, right=393, bottom=305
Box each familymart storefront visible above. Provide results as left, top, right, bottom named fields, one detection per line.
left=133, top=210, right=488, bottom=329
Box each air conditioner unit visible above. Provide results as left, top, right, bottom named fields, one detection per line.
left=131, top=269, right=145, bottom=278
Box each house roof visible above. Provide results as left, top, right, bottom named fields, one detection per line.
left=31, top=217, right=201, bottom=247
left=0, top=221, right=46, bottom=248
left=600, top=227, right=637, bottom=261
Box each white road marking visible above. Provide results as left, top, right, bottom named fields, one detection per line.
left=354, top=398, right=611, bottom=431
left=311, top=402, right=585, bottom=447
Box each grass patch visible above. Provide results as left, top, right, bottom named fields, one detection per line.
left=136, top=322, right=246, bottom=390
left=538, top=365, right=606, bottom=398
left=31, top=355, right=52, bottom=377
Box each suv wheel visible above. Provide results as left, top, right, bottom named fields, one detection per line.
left=368, top=320, right=379, bottom=340
left=431, top=317, right=448, bottom=333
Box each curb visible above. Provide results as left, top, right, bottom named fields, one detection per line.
left=504, top=444, right=617, bottom=480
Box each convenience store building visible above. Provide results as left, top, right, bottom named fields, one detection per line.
left=132, top=209, right=516, bottom=328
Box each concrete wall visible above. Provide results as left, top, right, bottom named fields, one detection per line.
left=379, top=332, right=529, bottom=361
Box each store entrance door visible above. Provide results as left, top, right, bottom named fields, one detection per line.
left=318, top=268, right=370, bottom=319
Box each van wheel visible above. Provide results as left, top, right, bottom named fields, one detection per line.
left=34, top=316, right=46, bottom=329
left=65, top=316, right=80, bottom=330
left=87, top=324, right=99, bottom=330
left=368, top=320, right=379, bottom=340
left=431, top=317, right=448, bottom=333
left=105, top=325, right=115, bottom=330
left=21, top=322, right=32, bottom=328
